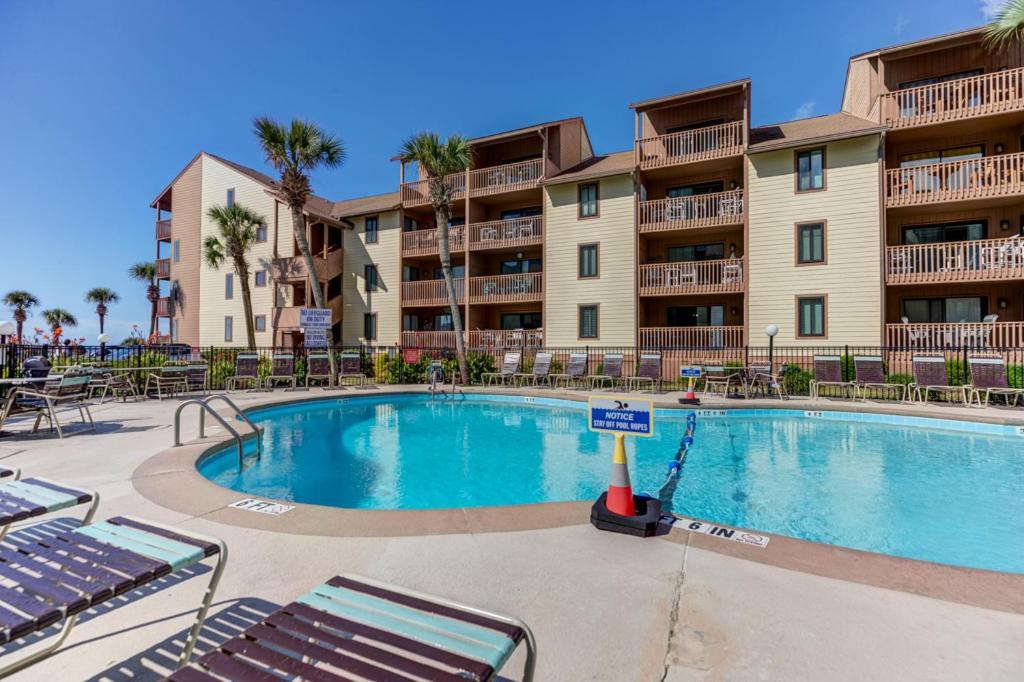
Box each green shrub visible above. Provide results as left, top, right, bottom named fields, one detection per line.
left=441, top=351, right=495, bottom=384
left=1008, top=364, right=1024, bottom=389
left=781, top=364, right=812, bottom=396
left=884, top=373, right=914, bottom=385
left=840, top=354, right=855, bottom=382
left=945, top=358, right=967, bottom=386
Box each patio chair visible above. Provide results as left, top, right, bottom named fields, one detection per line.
left=746, top=363, right=787, bottom=399
left=184, top=363, right=209, bottom=395
left=483, top=352, right=521, bottom=386
left=588, top=353, right=624, bottom=389
left=0, top=371, right=95, bottom=439
left=965, top=356, right=1024, bottom=407
left=0, top=476, right=98, bottom=541
left=305, top=351, right=334, bottom=388
left=143, top=363, right=189, bottom=400
left=702, top=364, right=745, bottom=399
left=168, top=574, right=535, bottom=682
left=263, top=352, right=297, bottom=390
left=87, top=369, right=138, bottom=403
left=515, top=352, right=552, bottom=387
left=910, top=355, right=965, bottom=404
left=338, top=352, right=368, bottom=386
left=853, top=355, right=907, bottom=402
left=0, top=515, right=225, bottom=677
left=226, top=353, right=260, bottom=391
left=550, top=352, right=587, bottom=388
left=627, top=353, right=663, bottom=392
left=809, top=355, right=855, bottom=400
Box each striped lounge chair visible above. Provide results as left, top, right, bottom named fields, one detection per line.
left=514, top=352, right=552, bottom=387
left=263, top=352, right=297, bottom=390
left=305, top=351, right=334, bottom=388
left=0, top=476, right=98, bottom=541
left=549, top=352, right=587, bottom=388
left=169, top=574, right=535, bottom=682
left=482, top=352, right=521, bottom=386
left=627, top=352, right=662, bottom=392
left=809, top=355, right=855, bottom=400
left=853, top=355, right=907, bottom=402
left=911, top=355, right=965, bottom=404
left=226, top=353, right=260, bottom=391
left=588, top=352, right=623, bottom=390
left=0, top=516, right=225, bottom=677
left=966, top=356, right=1024, bottom=407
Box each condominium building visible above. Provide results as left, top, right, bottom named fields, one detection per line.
left=150, top=26, right=1024, bottom=351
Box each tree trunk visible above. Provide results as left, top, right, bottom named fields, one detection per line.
left=147, top=281, right=158, bottom=340
left=99, top=314, right=105, bottom=334
left=434, top=206, right=469, bottom=384
left=236, top=259, right=257, bottom=350
left=97, top=304, right=106, bottom=334
left=291, top=206, right=336, bottom=375
left=14, top=310, right=25, bottom=343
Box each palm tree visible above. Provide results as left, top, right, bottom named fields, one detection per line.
left=84, top=287, right=119, bottom=335
left=984, top=1, right=1024, bottom=49
left=128, top=262, right=160, bottom=338
left=3, top=290, right=39, bottom=342
left=399, top=133, right=472, bottom=384
left=204, top=203, right=265, bottom=349
left=41, top=308, right=77, bottom=344
left=253, top=117, right=345, bottom=355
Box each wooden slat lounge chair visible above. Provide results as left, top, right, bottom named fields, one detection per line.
left=483, top=352, right=521, bottom=386
left=0, top=477, right=98, bottom=541
left=549, top=352, right=587, bottom=388
left=588, top=353, right=623, bottom=389
left=809, top=355, right=855, bottom=400
left=263, top=352, right=297, bottom=390
left=226, top=353, right=260, bottom=391
left=853, top=355, right=907, bottom=401
left=184, top=363, right=208, bottom=395
left=305, top=351, right=333, bottom=388
left=627, top=353, right=662, bottom=392
left=168, top=574, right=535, bottom=682
left=338, top=353, right=367, bottom=386
left=910, top=355, right=965, bottom=404
left=515, top=352, right=552, bottom=387
left=746, top=363, right=787, bottom=399
left=965, top=356, right=1024, bottom=407
left=0, top=373, right=95, bottom=439
left=0, top=515, right=225, bottom=677
left=702, top=364, right=745, bottom=399
left=144, top=363, right=189, bottom=400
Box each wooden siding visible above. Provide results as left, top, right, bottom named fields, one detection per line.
left=343, top=211, right=401, bottom=345
left=169, top=155, right=202, bottom=346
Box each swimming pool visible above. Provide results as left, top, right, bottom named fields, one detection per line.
left=198, top=394, right=1024, bottom=573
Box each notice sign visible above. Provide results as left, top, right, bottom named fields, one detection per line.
left=680, top=366, right=702, bottom=379
left=299, top=307, right=332, bottom=328
left=229, top=498, right=295, bottom=516
left=675, top=516, right=770, bottom=548
left=588, top=396, right=654, bottom=437
left=304, top=328, right=328, bottom=348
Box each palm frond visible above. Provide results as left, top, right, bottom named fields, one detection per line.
left=41, top=308, right=77, bottom=330
left=3, top=290, right=39, bottom=310
left=128, top=262, right=157, bottom=283
left=203, top=235, right=226, bottom=269
left=984, top=0, right=1024, bottom=49
left=253, top=116, right=289, bottom=170
left=84, top=287, right=119, bottom=305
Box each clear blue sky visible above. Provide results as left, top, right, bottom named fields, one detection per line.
left=0, top=0, right=993, bottom=343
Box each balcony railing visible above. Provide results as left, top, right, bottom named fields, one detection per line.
left=468, top=329, right=543, bottom=349
left=401, top=226, right=465, bottom=257
left=881, top=68, right=1024, bottom=129
left=401, top=331, right=462, bottom=348
left=886, top=238, right=1024, bottom=284
left=469, top=216, right=543, bottom=250
left=156, top=258, right=171, bottom=279
left=401, top=173, right=466, bottom=207
left=155, top=219, right=172, bottom=240
left=272, top=249, right=344, bottom=281
left=469, top=273, right=543, bottom=303
left=638, top=190, right=744, bottom=233
left=885, top=321, right=1024, bottom=349
left=156, top=297, right=173, bottom=317
left=639, top=258, right=744, bottom=296
left=636, top=121, right=744, bottom=170
left=886, top=153, right=1024, bottom=207
left=402, top=279, right=465, bottom=306
left=639, top=326, right=744, bottom=348
left=469, top=158, right=543, bottom=197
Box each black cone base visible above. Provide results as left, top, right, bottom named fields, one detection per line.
left=590, top=492, right=662, bottom=537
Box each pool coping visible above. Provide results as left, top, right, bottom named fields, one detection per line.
left=133, top=386, right=1024, bottom=614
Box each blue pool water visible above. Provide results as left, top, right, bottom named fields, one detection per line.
left=199, top=394, right=1024, bottom=573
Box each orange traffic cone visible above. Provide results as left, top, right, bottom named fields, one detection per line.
left=606, top=434, right=636, bottom=516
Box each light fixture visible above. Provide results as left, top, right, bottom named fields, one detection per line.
left=996, top=143, right=1005, bottom=153
left=0, top=321, right=14, bottom=337
left=516, top=251, right=524, bottom=260
left=1001, top=219, right=1011, bottom=231
left=764, top=324, right=779, bottom=338
left=729, top=243, right=737, bottom=257
left=730, top=307, right=739, bottom=317
left=998, top=298, right=1009, bottom=309
left=97, top=333, right=110, bottom=344
left=729, top=180, right=738, bottom=190
left=765, top=324, right=779, bottom=370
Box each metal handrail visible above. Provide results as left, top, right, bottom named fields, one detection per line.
left=202, top=395, right=262, bottom=458
left=173, top=396, right=261, bottom=469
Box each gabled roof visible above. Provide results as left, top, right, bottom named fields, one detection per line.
left=543, top=150, right=634, bottom=185
left=468, top=116, right=585, bottom=145
left=332, top=191, right=401, bottom=218
left=850, top=25, right=985, bottom=60
left=629, top=78, right=750, bottom=111
left=748, top=112, right=883, bottom=152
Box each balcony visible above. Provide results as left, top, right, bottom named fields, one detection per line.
left=272, top=249, right=344, bottom=282
left=401, top=331, right=463, bottom=348
left=880, top=68, right=1024, bottom=130
left=636, top=121, right=744, bottom=170
left=468, top=159, right=543, bottom=198
left=401, top=173, right=466, bottom=207
left=639, top=326, right=744, bottom=348
left=886, top=238, right=1024, bottom=285
left=155, top=219, right=172, bottom=240
left=156, top=258, right=171, bottom=279
left=469, top=273, right=543, bottom=304
left=469, top=216, right=543, bottom=251
left=156, top=297, right=173, bottom=317
left=638, top=190, right=744, bottom=233
left=468, top=329, right=543, bottom=349
left=886, top=153, right=1024, bottom=208
left=401, top=226, right=465, bottom=257
left=885, top=321, right=1024, bottom=349
left=639, top=258, right=744, bottom=296
left=402, top=279, right=465, bottom=307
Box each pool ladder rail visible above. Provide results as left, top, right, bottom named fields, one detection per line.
left=173, top=395, right=262, bottom=469
left=428, top=363, right=462, bottom=400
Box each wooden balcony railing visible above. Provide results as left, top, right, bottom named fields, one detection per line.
left=638, top=189, right=744, bottom=233
left=886, top=153, right=1024, bottom=207
left=401, top=331, right=462, bottom=348
left=272, top=249, right=344, bottom=282
left=885, top=322, right=1024, bottom=349
left=639, top=258, right=744, bottom=296
left=469, top=216, right=543, bottom=250
left=156, top=258, right=171, bottom=279
left=881, top=67, right=1024, bottom=129
left=400, top=226, right=465, bottom=257
left=469, top=158, right=543, bottom=197
left=401, top=279, right=465, bottom=306
left=636, top=121, right=744, bottom=169
left=468, top=329, right=543, bottom=349
left=156, top=297, right=173, bottom=317
left=401, top=173, right=466, bottom=207
left=469, top=273, right=543, bottom=303
left=639, top=326, right=744, bottom=348
left=155, top=218, right=172, bottom=240
left=886, top=238, right=1024, bottom=284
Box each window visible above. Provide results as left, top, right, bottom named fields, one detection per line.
left=499, top=258, right=542, bottom=274
left=402, top=314, right=419, bottom=332
left=403, top=216, right=420, bottom=232
left=225, top=273, right=234, bottom=299
left=500, top=312, right=542, bottom=330
left=579, top=183, right=599, bottom=218
left=170, top=319, right=178, bottom=342
left=254, top=270, right=267, bottom=287
left=365, top=216, right=378, bottom=244
left=666, top=181, right=724, bottom=198
left=797, top=296, right=826, bottom=337
left=902, top=220, right=985, bottom=244
left=667, top=305, right=725, bottom=327
left=667, top=242, right=724, bottom=262
left=255, top=224, right=267, bottom=242
left=902, top=297, right=986, bottom=323
left=254, top=315, right=266, bottom=332
left=898, top=69, right=983, bottom=90
left=224, top=316, right=233, bottom=342
left=364, top=264, right=378, bottom=292
left=796, top=148, right=825, bottom=192
left=327, top=275, right=342, bottom=300
left=579, top=305, right=598, bottom=339
left=226, top=188, right=235, bottom=207
left=500, top=206, right=543, bottom=220
left=578, top=243, right=599, bottom=278
left=899, top=145, right=983, bottom=168
left=363, top=313, right=377, bottom=340
left=433, top=314, right=453, bottom=331
left=796, top=222, right=826, bottom=264
left=172, top=240, right=180, bottom=263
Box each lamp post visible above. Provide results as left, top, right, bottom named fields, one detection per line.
left=98, top=333, right=110, bottom=362
left=765, top=324, right=779, bottom=370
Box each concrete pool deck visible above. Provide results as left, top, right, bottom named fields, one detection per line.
left=0, top=386, right=1021, bottom=680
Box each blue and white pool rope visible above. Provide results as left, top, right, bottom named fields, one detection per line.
left=647, top=411, right=696, bottom=513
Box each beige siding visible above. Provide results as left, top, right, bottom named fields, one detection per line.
left=543, top=174, right=636, bottom=346
left=747, top=135, right=883, bottom=346
left=342, top=210, right=401, bottom=345
left=169, top=157, right=202, bottom=346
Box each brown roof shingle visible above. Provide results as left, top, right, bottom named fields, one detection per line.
left=332, top=192, right=401, bottom=218
left=748, top=112, right=883, bottom=152
left=544, top=150, right=635, bottom=185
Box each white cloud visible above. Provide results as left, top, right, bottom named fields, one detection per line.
left=980, top=0, right=1005, bottom=20
left=894, top=14, right=910, bottom=36
left=794, top=101, right=816, bottom=120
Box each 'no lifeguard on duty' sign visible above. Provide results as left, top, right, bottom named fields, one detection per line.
left=588, top=396, right=655, bottom=437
